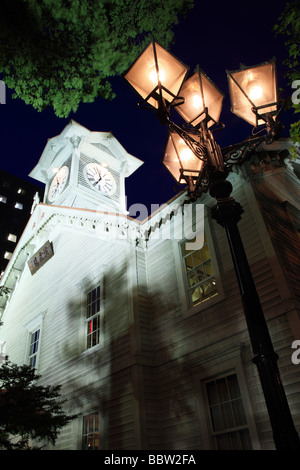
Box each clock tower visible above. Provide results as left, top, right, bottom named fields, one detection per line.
left=29, top=120, right=143, bottom=213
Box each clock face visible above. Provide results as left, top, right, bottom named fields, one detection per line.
left=84, top=163, right=117, bottom=196
left=48, top=166, right=69, bottom=202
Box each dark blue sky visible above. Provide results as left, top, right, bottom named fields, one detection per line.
left=0, top=0, right=295, bottom=216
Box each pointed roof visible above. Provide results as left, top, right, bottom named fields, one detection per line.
left=29, top=120, right=143, bottom=183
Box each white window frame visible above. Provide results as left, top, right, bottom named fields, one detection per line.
left=82, top=411, right=100, bottom=450
left=85, top=284, right=102, bottom=350
left=77, top=270, right=106, bottom=356
left=24, top=313, right=45, bottom=370
left=80, top=279, right=105, bottom=353
left=194, top=361, right=260, bottom=450
left=28, top=329, right=40, bottom=369
left=175, top=212, right=224, bottom=315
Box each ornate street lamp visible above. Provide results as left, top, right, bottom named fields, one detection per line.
left=124, top=41, right=300, bottom=450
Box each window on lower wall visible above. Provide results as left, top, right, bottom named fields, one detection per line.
left=182, top=232, right=218, bottom=307
left=82, top=412, right=100, bottom=450
left=86, top=285, right=102, bottom=350
left=204, top=373, right=252, bottom=450
left=28, top=329, right=40, bottom=369
left=24, top=313, right=45, bottom=371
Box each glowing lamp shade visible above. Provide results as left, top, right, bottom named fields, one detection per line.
left=227, top=59, right=277, bottom=126
left=163, top=132, right=204, bottom=183
left=124, top=41, right=188, bottom=109
left=176, top=69, right=224, bottom=127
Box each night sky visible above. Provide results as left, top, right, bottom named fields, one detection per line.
left=0, top=0, right=295, bottom=217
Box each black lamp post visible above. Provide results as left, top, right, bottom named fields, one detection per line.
left=125, top=40, right=300, bottom=450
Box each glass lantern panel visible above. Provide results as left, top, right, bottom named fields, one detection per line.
left=176, top=73, right=205, bottom=123
left=177, top=71, right=223, bottom=127
left=228, top=61, right=277, bottom=126
left=228, top=76, right=256, bottom=126
left=163, top=135, right=183, bottom=182
left=125, top=42, right=188, bottom=108
left=163, top=132, right=204, bottom=182
left=201, top=72, right=224, bottom=125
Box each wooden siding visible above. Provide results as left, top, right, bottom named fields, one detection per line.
left=131, top=248, right=162, bottom=448
left=145, top=173, right=300, bottom=450
left=135, top=249, right=154, bottom=358
left=0, top=157, right=299, bottom=450
left=0, top=226, right=137, bottom=450
left=251, top=169, right=300, bottom=302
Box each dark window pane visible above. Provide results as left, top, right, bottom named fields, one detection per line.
left=206, top=374, right=253, bottom=450
left=82, top=413, right=100, bottom=450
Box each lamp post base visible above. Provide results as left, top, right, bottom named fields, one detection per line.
left=209, top=175, right=300, bottom=450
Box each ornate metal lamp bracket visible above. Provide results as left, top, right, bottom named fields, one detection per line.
left=168, top=120, right=207, bottom=161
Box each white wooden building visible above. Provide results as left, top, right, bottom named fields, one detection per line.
left=0, top=120, right=299, bottom=450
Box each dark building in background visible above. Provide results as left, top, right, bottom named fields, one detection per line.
left=0, top=169, right=44, bottom=276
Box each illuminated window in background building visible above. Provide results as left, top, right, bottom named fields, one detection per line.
left=82, top=412, right=100, bottom=450
left=4, top=251, right=12, bottom=260
left=0, top=195, right=7, bottom=203
left=28, top=329, right=40, bottom=369
left=86, top=285, right=101, bottom=349
left=205, top=373, right=252, bottom=450
left=182, top=233, right=218, bottom=307
left=14, top=202, right=23, bottom=210
left=8, top=233, right=17, bottom=243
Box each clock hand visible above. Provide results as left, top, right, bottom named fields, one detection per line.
left=95, top=167, right=102, bottom=183
left=93, top=175, right=102, bottom=186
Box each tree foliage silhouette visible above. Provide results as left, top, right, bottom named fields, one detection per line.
left=274, top=1, right=300, bottom=156
left=0, top=0, right=194, bottom=117
left=0, top=360, right=76, bottom=450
